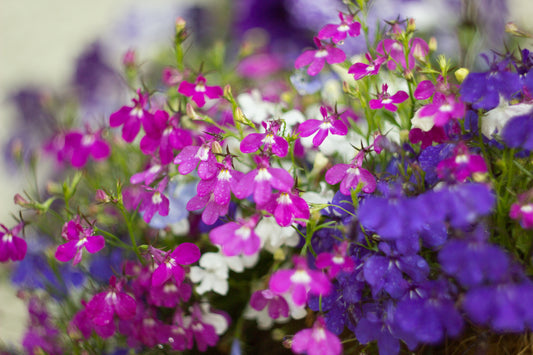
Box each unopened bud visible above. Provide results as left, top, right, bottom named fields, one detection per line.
left=505, top=22, right=533, bottom=38
left=455, top=68, right=469, bottom=83
left=223, top=84, right=233, bottom=101
left=95, top=189, right=111, bottom=203
left=211, top=140, right=223, bottom=155
left=273, top=248, right=285, bottom=261
left=234, top=107, right=252, bottom=126
left=186, top=103, right=200, bottom=120
left=14, top=193, right=30, bottom=207
left=429, top=37, right=438, bottom=52
left=407, top=18, right=416, bottom=33
left=122, top=49, right=136, bottom=68
left=175, top=17, right=186, bottom=33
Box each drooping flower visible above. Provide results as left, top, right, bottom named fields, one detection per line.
left=325, top=150, right=376, bottom=195
left=369, top=84, right=409, bottom=112
left=55, top=217, right=105, bottom=265
left=178, top=75, right=223, bottom=107
left=151, top=242, right=201, bottom=287
left=317, top=12, right=361, bottom=44
left=291, top=316, right=342, bottom=355
left=269, top=255, right=331, bottom=307
left=297, top=106, right=348, bottom=147
left=240, top=120, right=289, bottom=157
left=0, top=222, right=26, bottom=262
left=295, top=37, right=346, bottom=76
left=109, top=89, right=153, bottom=142
left=209, top=215, right=261, bottom=256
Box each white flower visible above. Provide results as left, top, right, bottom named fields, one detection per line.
left=482, top=98, right=533, bottom=137
left=237, top=90, right=281, bottom=124
left=411, top=107, right=435, bottom=132
left=255, top=218, right=299, bottom=253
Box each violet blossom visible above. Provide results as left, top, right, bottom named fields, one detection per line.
left=291, top=316, right=342, bottom=355
left=0, top=222, right=26, bottom=262
left=178, top=75, right=223, bottom=107
left=295, top=37, right=346, bottom=76
left=55, top=217, right=105, bottom=265
left=109, top=89, right=153, bottom=142
left=297, top=106, right=348, bottom=147
left=369, top=84, right=409, bottom=112
left=150, top=242, right=201, bottom=287
left=240, top=120, right=289, bottom=157
left=325, top=150, right=376, bottom=195
left=317, top=12, right=361, bottom=44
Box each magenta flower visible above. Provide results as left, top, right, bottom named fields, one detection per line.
left=186, top=303, right=221, bottom=352
left=297, top=106, right=348, bottom=147
left=149, top=278, right=192, bottom=308
left=510, top=194, right=533, bottom=229
left=151, top=242, right=201, bottom=287
left=55, top=217, right=105, bottom=265
left=140, top=110, right=192, bottom=164
left=70, top=300, right=115, bottom=339
left=369, top=84, right=409, bottom=112
left=249, top=289, right=290, bottom=320
left=414, top=79, right=436, bottom=100
left=261, top=190, right=310, bottom=227
left=58, top=129, right=110, bottom=168
left=174, top=140, right=219, bottom=180
left=269, top=256, right=331, bottom=307
left=85, top=276, right=136, bottom=330
left=317, top=12, right=361, bottom=44
left=109, top=90, right=153, bottom=142
left=240, top=120, right=288, bottom=157
left=186, top=190, right=230, bottom=225
left=315, top=241, right=355, bottom=279
left=130, top=162, right=164, bottom=186
left=348, top=53, right=386, bottom=80
left=325, top=151, right=376, bottom=195
left=418, top=92, right=465, bottom=126
left=0, top=223, right=26, bottom=262
left=233, top=154, right=294, bottom=206
left=291, top=316, right=342, bottom=355
left=209, top=215, right=261, bottom=256
left=138, top=179, right=170, bottom=224
left=178, top=75, right=223, bottom=107
left=196, top=155, right=243, bottom=206
left=376, top=38, right=414, bottom=71
left=436, top=142, right=487, bottom=182
left=295, top=37, right=346, bottom=76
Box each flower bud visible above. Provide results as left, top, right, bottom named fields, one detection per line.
left=429, top=36, right=438, bottom=52
left=407, top=18, right=416, bottom=33
left=122, top=49, right=136, bottom=68
left=14, top=193, right=30, bottom=207
left=455, top=68, right=469, bottom=83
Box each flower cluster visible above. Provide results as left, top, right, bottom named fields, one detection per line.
left=3, top=1, right=533, bottom=354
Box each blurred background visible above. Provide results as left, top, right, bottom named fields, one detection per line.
left=1, top=0, right=533, bottom=348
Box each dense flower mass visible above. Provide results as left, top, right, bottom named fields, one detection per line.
left=3, top=1, right=533, bottom=354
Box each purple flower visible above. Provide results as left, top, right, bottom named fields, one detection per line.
left=261, top=190, right=310, bottom=227
left=240, top=120, right=288, bottom=157
left=325, top=151, right=376, bottom=195
left=348, top=53, right=386, bottom=80
left=249, top=289, right=290, bottom=320
left=174, top=140, right=219, bottom=180
left=186, top=303, right=222, bottom=351
left=178, top=75, right=223, bottom=107
left=510, top=193, right=533, bottom=229
left=151, top=242, right=201, bottom=287
left=209, top=215, right=261, bottom=256
left=269, top=255, right=331, bottom=307
left=295, top=37, right=346, bottom=76
left=291, top=316, right=342, bottom=355
left=233, top=154, right=294, bottom=206
left=70, top=300, right=115, bottom=339
left=140, top=110, right=192, bottom=164
left=369, top=84, right=409, bottom=112
left=55, top=217, right=105, bottom=265
left=0, top=222, right=26, bottom=262
left=502, top=112, right=533, bottom=151
left=297, top=106, right=348, bottom=147
left=376, top=38, right=414, bottom=71
left=53, top=129, right=110, bottom=168
left=110, top=90, right=153, bottom=142
left=138, top=179, right=170, bottom=224
left=317, top=12, right=361, bottom=44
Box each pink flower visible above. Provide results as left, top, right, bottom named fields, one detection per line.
left=436, top=142, right=487, bottom=182
left=186, top=191, right=230, bottom=225
left=369, top=84, right=409, bottom=112
left=209, top=215, right=261, bottom=256
left=261, top=190, right=310, bottom=227
left=325, top=151, right=376, bottom=195
left=418, top=92, right=465, bottom=127
left=174, top=140, right=219, bottom=180
left=138, top=179, right=170, bottom=224
left=110, top=90, right=153, bottom=142
left=269, top=256, right=331, bottom=307
left=185, top=304, right=222, bottom=352
left=414, top=80, right=436, bottom=100
left=240, top=120, right=289, bottom=157
left=317, top=12, right=361, bottom=44
left=178, top=75, right=223, bottom=107
left=55, top=217, right=105, bottom=265
left=85, top=276, right=136, bottom=330
left=510, top=193, right=533, bottom=229
left=70, top=300, right=115, bottom=339
left=376, top=38, right=414, bottom=71
left=162, top=67, right=183, bottom=86
left=249, top=289, right=290, bottom=319
left=0, top=223, right=26, bottom=262
left=51, top=129, right=110, bottom=168
left=130, top=162, right=164, bottom=186
left=149, top=278, right=192, bottom=308
left=234, top=154, right=294, bottom=206
left=140, top=110, right=192, bottom=164
left=348, top=53, right=386, bottom=80
left=291, top=316, right=342, bottom=355
left=295, top=37, right=346, bottom=76
left=297, top=106, right=348, bottom=147
left=409, top=126, right=447, bottom=149
left=151, top=242, right=201, bottom=287
left=315, top=241, right=355, bottom=279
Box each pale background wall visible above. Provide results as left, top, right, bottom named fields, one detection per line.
left=0, top=0, right=532, bottom=348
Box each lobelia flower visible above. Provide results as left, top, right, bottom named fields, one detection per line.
left=417, top=92, right=465, bottom=127
left=55, top=217, right=105, bottom=265
left=369, top=84, right=409, bottom=112
left=240, top=120, right=288, bottom=157
left=130, top=161, right=165, bottom=186
left=348, top=53, right=386, bottom=80
left=149, top=278, right=192, bottom=308
left=317, top=12, right=361, bottom=44
left=502, top=112, right=533, bottom=151
left=189, top=251, right=246, bottom=295
left=376, top=38, right=414, bottom=71
left=183, top=303, right=229, bottom=352
left=209, top=215, right=261, bottom=256
left=291, top=316, right=342, bottom=355
left=137, top=178, right=170, bottom=224
left=269, top=255, right=331, bottom=307
left=140, top=109, right=193, bottom=164
left=325, top=150, right=376, bottom=195
left=55, top=129, right=111, bottom=168
left=150, top=242, right=201, bottom=287
left=297, top=106, right=348, bottom=147
left=510, top=193, right=533, bottom=229
left=0, top=222, right=26, bottom=262
left=233, top=154, right=294, bottom=206
left=85, top=276, right=136, bottom=332
left=178, top=75, right=223, bottom=107
left=295, top=37, right=346, bottom=76
left=249, top=289, right=290, bottom=324
left=260, top=189, right=310, bottom=227
left=174, top=139, right=220, bottom=180
left=315, top=241, right=355, bottom=279
left=70, top=300, right=115, bottom=339
left=109, top=89, right=153, bottom=142
left=436, top=142, right=487, bottom=182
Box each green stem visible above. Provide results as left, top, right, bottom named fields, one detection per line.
left=118, top=202, right=144, bottom=264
